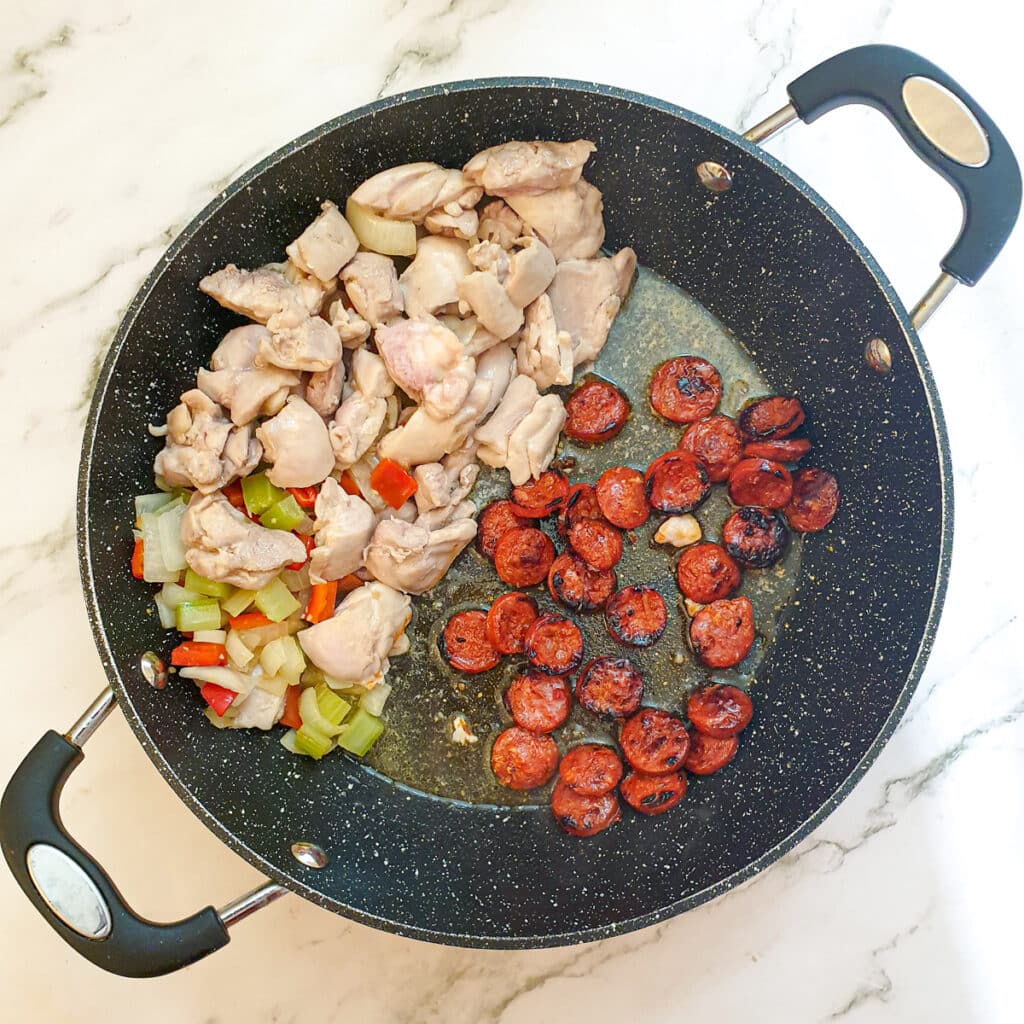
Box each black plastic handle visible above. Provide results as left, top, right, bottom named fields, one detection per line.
left=0, top=730, right=229, bottom=977
left=787, top=44, right=1021, bottom=286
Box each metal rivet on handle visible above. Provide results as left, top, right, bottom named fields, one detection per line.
left=140, top=651, right=167, bottom=689
left=290, top=842, right=328, bottom=869
left=696, top=161, right=733, bottom=192
left=864, top=338, right=892, bottom=375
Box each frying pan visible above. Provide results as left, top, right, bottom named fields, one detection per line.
left=2, top=45, right=1019, bottom=977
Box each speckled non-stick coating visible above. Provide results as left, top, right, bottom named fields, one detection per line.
left=78, top=80, right=951, bottom=947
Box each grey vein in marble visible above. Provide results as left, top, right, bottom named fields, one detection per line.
left=0, top=24, right=72, bottom=130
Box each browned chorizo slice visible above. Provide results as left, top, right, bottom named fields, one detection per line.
left=510, top=469, right=570, bottom=518
left=675, top=542, right=742, bottom=604
left=619, top=707, right=690, bottom=774
left=551, top=781, right=622, bottom=837
left=565, top=378, right=630, bottom=443
left=524, top=613, right=585, bottom=675
left=504, top=672, right=571, bottom=733
left=485, top=592, right=539, bottom=655
left=738, top=396, right=805, bottom=439
left=493, top=527, right=556, bottom=587
left=687, top=684, right=754, bottom=738
left=491, top=727, right=559, bottom=790
left=557, top=482, right=604, bottom=538
left=783, top=467, right=840, bottom=532
left=605, top=585, right=667, bottom=647
left=689, top=596, right=755, bottom=668
left=568, top=518, right=623, bottom=570
left=649, top=357, right=722, bottom=423
left=678, top=414, right=744, bottom=482
left=547, top=552, right=617, bottom=612
left=595, top=466, right=649, bottom=529
left=742, top=437, right=812, bottom=462
left=683, top=729, right=739, bottom=775
left=721, top=507, right=788, bottom=568
left=440, top=610, right=501, bottom=674
left=576, top=656, right=644, bottom=718
left=645, top=452, right=711, bottom=513
left=476, top=500, right=528, bottom=559
left=727, top=458, right=793, bottom=509
left=558, top=744, right=624, bottom=795
left=620, top=770, right=687, bottom=815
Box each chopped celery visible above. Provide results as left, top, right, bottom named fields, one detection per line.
left=242, top=473, right=286, bottom=516
left=175, top=599, right=222, bottom=633
left=279, top=728, right=300, bottom=753
left=225, top=630, right=253, bottom=669
left=139, top=512, right=178, bottom=583
left=221, top=587, right=256, bottom=617
left=153, top=593, right=176, bottom=629
left=193, top=629, right=226, bottom=644
left=134, top=493, right=174, bottom=520
left=254, top=577, right=300, bottom=622
left=360, top=681, right=392, bottom=717
left=299, top=686, right=349, bottom=736
left=156, top=499, right=188, bottom=572
left=161, top=581, right=202, bottom=609
left=337, top=707, right=384, bottom=756
left=184, top=569, right=234, bottom=600
left=315, top=683, right=351, bottom=726
left=294, top=723, right=333, bottom=759
left=259, top=494, right=305, bottom=531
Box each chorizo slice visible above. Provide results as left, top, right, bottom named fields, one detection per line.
left=727, top=458, right=793, bottom=509
left=683, top=729, right=739, bottom=775
left=687, top=684, right=753, bottom=738
left=742, top=437, right=811, bottom=462
left=477, top=500, right=528, bottom=559
left=548, top=552, right=617, bottom=612
left=689, top=596, right=755, bottom=668
left=675, top=542, right=742, bottom=604
left=493, top=527, right=556, bottom=587
left=605, top=585, right=667, bottom=647
left=568, top=518, right=623, bottom=570
left=620, top=770, right=687, bottom=815
left=485, top=592, right=540, bottom=654
left=559, top=744, right=624, bottom=795
left=678, top=414, right=744, bottom=482
left=504, top=672, right=571, bottom=733
left=721, top=507, right=788, bottom=568
left=551, top=781, right=622, bottom=837
left=440, top=610, right=501, bottom=674
left=783, top=467, right=840, bottom=532
left=565, top=378, right=630, bottom=443
left=556, top=482, right=604, bottom=538
left=595, top=466, right=649, bottom=529
left=649, top=356, right=722, bottom=423
left=645, top=451, right=711, bottom=513
left=576, top=656, right=644, bottom=718
left=620, top=708, right=690, bottom=774
left=738, top=395, right=805, bottom=439
left=510, top=469, right=570, bottom=518
left=524, top=613, right=585, bottom=675
left=491, top=727, right=559, bottom=790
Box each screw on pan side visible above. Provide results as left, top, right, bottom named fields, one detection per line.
left=696, top=161, right=733, bottom=192
left=140, top=651, right=167, bottom=689
left=864, top=338, right=892, bottom=375
left=291, top=842, right=329, bottom=869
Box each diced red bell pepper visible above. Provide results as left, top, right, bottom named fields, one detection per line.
left=304, top=580, right=338, bottom=624
left=288, top=486, right=319, bottom=509
left=200, top=682, right=235, bottom=717
left=339, top=471, right=361, bottom=496
left=287, top=533, right=316, bottom=571
left=370, top=458, right=418, bottom=509
left=223, top=480, right=247, bottom=511
left=170, top=641, right=228, bottom=667
left=280, top=685, right=303, bottom=730
left=337, top=573, right=365, bottom=593
left=227, top=611, right=272, bottom=630
left=131, top=538, right=145, bottom=580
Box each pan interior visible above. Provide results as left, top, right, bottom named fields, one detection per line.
left=369, top=266, right=803, bottom=805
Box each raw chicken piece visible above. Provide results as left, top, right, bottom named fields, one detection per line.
left=326, top=301, right=372, bottom=350
left=330, top=394, right=388, bottom=469
left=350, top=163, right=480, bottom=223
left=255, top=395, right=335, bottom=488
left=475, top=342, right=516, bottom=417
left=181, top=491, right=306, bottom=590
left=478, top=200, right=524, bottom=249
left=285, top=201, right=359, bottom=282
left=209, top=324, right=269, bottom=370
left=154, top=390, right=261, bottom=494
left=376, top=500, right=419, bottom=525
left=475, top=374, right=540, bottom=467
left=413, top=449, right=480, bottom=514
left=463, top=140, right=596, bottom=196
left=504, top=237, right=556, bottom=308
left=375, top=318, right=476, bottom=418
left=516, top=293, right=573, bottom=390
left=363, top=517, right=477, bottom=595
left=416, top=498, right=476, bottom=532
left=298, top=582, right=411, bottom=685
left=308, top=478, right=376, bottom=583
left=467, top=240, right=510, bottom=279
left=259, top=313, right=342, bottom=372
left=547, top=247, right=637, bottom=366
left=399, top=236, right=472, bottom=318
left=230, top=688, right=285, bottom=730
left=341, top=253, right=404, bottom=326
left=424, top=206, right=478, bottom=240
left=199, top=264, right=321, bottom=324
left=505, top=394, right=567, bottom=485
left=506, top=179, right=605, bottom=260
left=350, top=347, right=396, bottom=399
left=457, top=272, right=522, bottom=339
left=305, top=361, right=345, bottom=417
left=436, top=315, right=501, bottom=357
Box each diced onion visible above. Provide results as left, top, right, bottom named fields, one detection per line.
left=256, top=674, right=290, bottom=698
left=347, top=455, right=386, bottom=512
left=134, top=493, right=174, bottom=519
left=299, top=686, right=345, bottom=737
left=226, top=630, right=253, bottom=669
left=160, top=582, right=201, bottom=610
left=153, top=593, right=176, bottom=629
left=179, top=666, right=254, bottom=695
left=193, top=629, right=226, bottom=645
left=345, top=198, right=417, bottom=257
left=140, top=512, right=177, bottom=583
left=156, top=499, right=187, bottom=572
left=360, top=681, right=392, bottom=717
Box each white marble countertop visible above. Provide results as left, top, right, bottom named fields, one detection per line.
left=1, top=0, right=1022, bottom=1019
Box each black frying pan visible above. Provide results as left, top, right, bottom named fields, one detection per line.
left=2, top=46, right=1019, bottom=977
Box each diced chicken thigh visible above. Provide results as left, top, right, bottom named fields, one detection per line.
left=516, top=293, right=573, bottom=390
left=350, top=347, right=396, bottom=399
left=504, top=237, right=556, bottom=308
left=298, top=582, right=411, bottom=685
left=330, top=394, right=388, bottom=469
left=285, top=201, right=359, bottom=282
left=375, top=318, right=476, bottom=418
left=424, top=206, right=478, bottom=240
left=506, top=179, right=605, bottom=260
left=399, top=236, right=473, bottom=318
left=547, top=246, right=637, bottom=366
left=505, top=394, right=567, bottom=485
left=209, top=324, right=269, bottom=370
left=467, top=241, right=510, bottom=279
left=363, top=517, right=477, bottom=595
left=154, top=389, right=261, bottom=494
left=415, top=498, right=476, bottom=532
left=463, top=140, right=596, bottom=196
left=199, top=264, right=322, bottom=324
left=255, top=395, right=335, bottom=488
left=304, top=360, right=346, bottom=417
left=308, top=478, right=376, bottom=583
left=259, top=313, right=343, bottom=372
left=475, top=342, right=516, bottom=418
left=436, top=315, right=501, bottom=357
left=181, top=491, right=307, bottom=590
left=340, top=253, right=404, bottom=326
left=326, top=301, right=372, bottom=350
left=413, top=448, right=480, bottom=514
left=475, top=374, right=540, bottom=467
left=457, top=272, right=523, bottom=339
left=350, top=162, right=481, bottom=223
left=230, top=687, right=285, bottom=730
left=478, top=200, right=524, bottom=249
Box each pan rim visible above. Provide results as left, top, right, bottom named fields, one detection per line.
left=76, top=76, right=953, bottom=948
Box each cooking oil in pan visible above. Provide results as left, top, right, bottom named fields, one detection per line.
left=364, top=267, right=804, bottom=806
